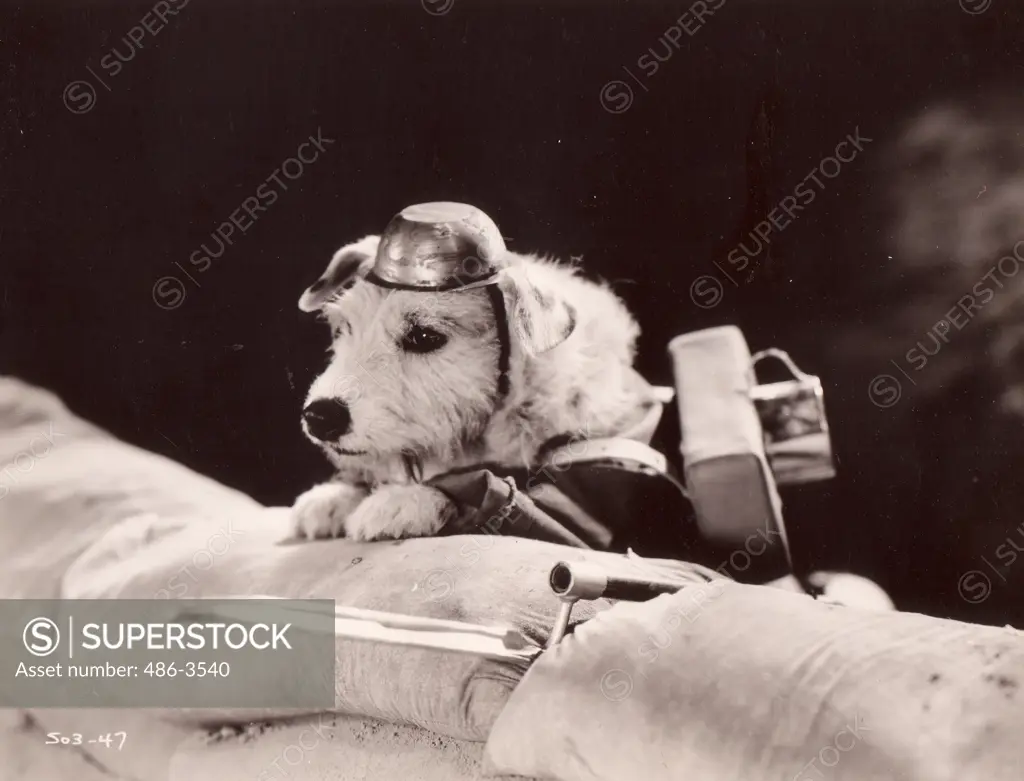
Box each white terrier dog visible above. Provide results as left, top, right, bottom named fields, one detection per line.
left=291, top=222, right=652, bottom=542
left=286, top=206, right=898, bottom=611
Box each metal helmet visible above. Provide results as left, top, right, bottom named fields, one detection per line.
left=366, top=202, right=507, bottom=291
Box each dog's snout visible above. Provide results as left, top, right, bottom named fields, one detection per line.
left=303, top=399, right=352, bottom=441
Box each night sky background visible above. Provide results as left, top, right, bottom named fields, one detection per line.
left=5, top=0, right=1024, bottom=625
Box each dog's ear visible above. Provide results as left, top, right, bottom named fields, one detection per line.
left=500, top=264, right=577, bottom=356
left=298, top=235, right=379, bottom=312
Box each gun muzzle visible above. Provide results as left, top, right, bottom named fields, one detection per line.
left=549, top=561, right=685, bottom=602
left=545, top=561, right=687, bottom=647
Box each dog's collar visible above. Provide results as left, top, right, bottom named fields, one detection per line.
left=536, top=387, right=669, bottom=462
left=538, top=436, right=669, bottom=474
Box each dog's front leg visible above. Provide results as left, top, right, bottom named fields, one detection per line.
left=343, top=484, right=456, bottom=542
left=291, top=482, right=369, bottom=539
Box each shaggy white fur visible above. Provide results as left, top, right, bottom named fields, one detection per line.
left=292, top=235, right=650, bottom=541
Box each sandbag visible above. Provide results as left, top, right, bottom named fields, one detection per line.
left=485, top=579, right=1024, bottom=780
left=0, top=376, right=698, bottom=742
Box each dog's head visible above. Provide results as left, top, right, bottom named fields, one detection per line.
left=297, top=235, right=579, bottom=473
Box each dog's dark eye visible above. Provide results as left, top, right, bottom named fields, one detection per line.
left=400, top=325, right=448, bottom=354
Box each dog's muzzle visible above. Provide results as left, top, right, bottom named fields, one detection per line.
left=303, top=398, right=352, bottom=441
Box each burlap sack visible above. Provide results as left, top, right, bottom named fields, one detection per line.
left=485, top=580, right=1024, bottom=780
left=0, top=377, right=693, bottom=742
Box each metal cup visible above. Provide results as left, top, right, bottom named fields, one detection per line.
left=750, top=349, right=836, bottom=485
left=368, top=202, right=507, bottom=291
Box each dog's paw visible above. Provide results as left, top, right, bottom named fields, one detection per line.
left=343, top=484, right=456, bottom=542
left=291, top=482, right=367, bottom=540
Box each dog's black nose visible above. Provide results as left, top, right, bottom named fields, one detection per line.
left=303, top=399, right=351, bottom=441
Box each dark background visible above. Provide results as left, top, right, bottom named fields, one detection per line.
left=4, top=1, right=1024, bottom=624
